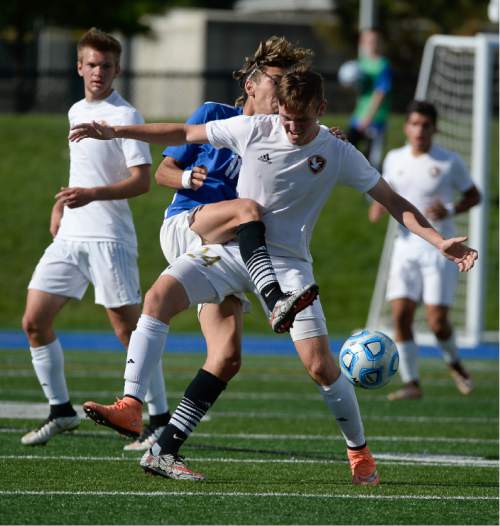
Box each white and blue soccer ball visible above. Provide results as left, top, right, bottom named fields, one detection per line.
left=339, top=329, right=399, bottom=389
left=338, top=60, right=362, bottom=87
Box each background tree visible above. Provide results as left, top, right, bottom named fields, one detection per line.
left=0, top=0, right=236, bottom=112
left=329, top=0, right=494, bottom=109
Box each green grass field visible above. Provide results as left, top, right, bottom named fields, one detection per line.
left=0, top=114, right=498, bottom=335
left=0, top=348, right=498, bottom=525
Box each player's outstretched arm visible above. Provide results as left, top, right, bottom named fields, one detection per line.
left=368, top=178, right=478, bottom=272
left=69, top=121, right=209, bottom=146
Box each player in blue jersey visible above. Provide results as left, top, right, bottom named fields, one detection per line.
left=118, top=36, right=316, bottom=450
left=157, top=39, right=318, bottom=335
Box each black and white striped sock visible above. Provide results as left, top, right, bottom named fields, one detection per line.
left=237, top=220, right=283, bottom=310
left=155, top=369, right=226, bottom=455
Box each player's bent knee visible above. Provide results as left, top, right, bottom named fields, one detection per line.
left=237, top=198, right=262, bottom=223
left=143, top=276, right=190, bottom=322
left=305, top=359, right=330, bottom=385
left=22, top=314, right=47, bottom=340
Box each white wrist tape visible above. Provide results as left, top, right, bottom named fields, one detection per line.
left=181, top=169, right=192, bottom=189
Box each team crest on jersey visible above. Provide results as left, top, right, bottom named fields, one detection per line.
left=308, top=155, right=326, bottom=174
left=430, top=166, right=442, bottom=178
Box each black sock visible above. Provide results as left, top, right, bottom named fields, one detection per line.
left=49, top=402, right=77, bottom=419
left=149, top=411, right=171, bottom=428
left=156, top=369, right=226, bottom=455
left=236, top=220, right=282, bottom=310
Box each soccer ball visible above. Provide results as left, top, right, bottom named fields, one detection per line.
left=338, top=60, right=362, bottom=87
left=339, top=329, right=399, bottom=389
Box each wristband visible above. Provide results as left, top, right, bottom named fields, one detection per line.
left=181, top=169, right=192, bottom=189
left=445, top=203, right=455, bottom=216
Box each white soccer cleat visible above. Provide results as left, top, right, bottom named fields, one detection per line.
left=124, top=425, right=166, bottom=451
left=270, top=283, right=319, bottom=333
left=449, top=363, right=474, bottom=395
left=387, top=383, right=423, bottom=401
left=140, top=449, right=205, bottom=480
left=21, top=415, right=81, bottom=446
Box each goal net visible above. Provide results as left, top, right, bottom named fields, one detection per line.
left=366, top=33, right=499, bottom=347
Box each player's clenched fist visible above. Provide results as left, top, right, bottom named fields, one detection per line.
left=190, top=166, right=207, bottom=190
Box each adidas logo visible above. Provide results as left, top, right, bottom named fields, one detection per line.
left=258, top=153, right=272, bottom=164
left=127, top=358, right=135, bottom=364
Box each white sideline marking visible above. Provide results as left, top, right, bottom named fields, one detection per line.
left=0, top=401, right=496, bottom=424
left=0, top=425, right=496, bottom=446
left=0, top=453, right=497, bottom=468
left=0, top=490, right=497, bottom=501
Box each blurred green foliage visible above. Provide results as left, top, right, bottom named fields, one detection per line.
left=0, top=113, right=497, bottom=336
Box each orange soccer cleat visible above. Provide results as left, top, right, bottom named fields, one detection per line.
left=83, top=396, right=142, bottom=438
left=347, top=445, right=380, bottom=485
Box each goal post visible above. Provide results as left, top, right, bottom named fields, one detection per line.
left=366, top=33, right=499, bottom=347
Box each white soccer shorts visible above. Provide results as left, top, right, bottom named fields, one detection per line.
left=28, top=238, right=141, bottom=308
left=163, top=242, right=327, bottom=342
left=160, top=208, right=252, bottom=314
left=386, top=237, right=458, bottom=306
left=160, top=208, right=203, bottom=264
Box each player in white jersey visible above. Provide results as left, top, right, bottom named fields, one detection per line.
left=19, top=28, right=165, bottom=446
left=71, top=67, right=477, bottom=484
left=369, top=100, right=481, bottom=400
left=123, top=36, right=317, bottom=451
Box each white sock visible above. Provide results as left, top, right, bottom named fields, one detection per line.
left=30, top=339, right=69, bottom=405
left=319, top=373, right=365, bottom=448
left=124, top=314, right=169, bottom=402
left=438, top=335, right=459, bottom=365
left=397, top=340, right=420, bottom=383
left=145, top=358, right=169, bottom=416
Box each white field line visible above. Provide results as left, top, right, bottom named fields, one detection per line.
left=0, top=489, right=497, bottom=501
left=212, top=411, right=498, bottom=423
left=0, top=426, right=496, bottom=445
left=0, top=452, right=497, bottom=468
left=0, top=386, right=495, bottom=404
left=2, top=365, right=497, bottom=381
left=0, top=400, right=497, bottom=424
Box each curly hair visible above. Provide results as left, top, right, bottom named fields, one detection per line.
left=77, top=27, right=122, bottom=64
left=233, top=36, right=314, bottom=107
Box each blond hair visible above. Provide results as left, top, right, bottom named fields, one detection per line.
left=77, top=27, right=122, bottom=64
left=233, top=36, right=314, bottom=107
